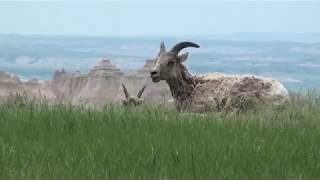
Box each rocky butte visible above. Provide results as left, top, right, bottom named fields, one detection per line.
left=0, top=59, right=172, bottom=106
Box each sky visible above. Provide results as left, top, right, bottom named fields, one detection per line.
left=0, top=1, right=319, bottom=36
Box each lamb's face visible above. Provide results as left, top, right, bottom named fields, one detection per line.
left=121, top=84, right=146, bottom=107
left=150, top=42, right=189, bottom=83
left=122, top=97, right=144, bottom=106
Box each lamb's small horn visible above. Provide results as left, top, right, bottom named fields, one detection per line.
left=170, top=41, right=200, bottom=54
left=121, top=83, right=129, bottom=99
left=137, top=85, right=146, bottom=98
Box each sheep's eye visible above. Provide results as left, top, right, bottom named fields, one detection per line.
left=167, top=61, right=174, bottom=66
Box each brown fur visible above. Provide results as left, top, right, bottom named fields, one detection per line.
left=121, top=84, right=146, bottom=107
left=150, top=42, right=289, bottom=113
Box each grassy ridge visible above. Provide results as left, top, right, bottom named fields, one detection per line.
left=0, top=95, right=320, bottom=179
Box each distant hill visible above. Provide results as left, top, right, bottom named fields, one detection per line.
left=0, top=33, right=319, bottom=91
left=196, top=32, right=320, bottom=43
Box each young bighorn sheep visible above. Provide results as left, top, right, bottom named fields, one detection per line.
left=150, top=41, right=289, bottom=112
left=121, top=83, right=146, bottom=106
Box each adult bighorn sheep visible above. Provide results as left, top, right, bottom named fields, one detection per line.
left=150, top=41, right=289, bottom=112
left=121, top=83, right=146, bottom=106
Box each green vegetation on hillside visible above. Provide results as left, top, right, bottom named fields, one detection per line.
left=0, top=94, right=320, bottom=179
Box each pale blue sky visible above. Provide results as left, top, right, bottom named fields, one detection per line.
left=0, top=1, right=319, bottom=36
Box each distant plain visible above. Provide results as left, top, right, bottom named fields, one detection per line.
left=1, top=33, right=320, bottom=91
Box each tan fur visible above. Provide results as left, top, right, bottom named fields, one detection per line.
left=121, top=84, right=146, bottom=107
left=150, top=42, right=289, bottom=113
left=189, top=73, right=289, bottom=112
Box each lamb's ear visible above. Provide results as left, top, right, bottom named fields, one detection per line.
left=121, top=83, right=129, bottom=99
left=137, top=85, right=146, bottom=98
left=178, top=52, right=188, bottom=63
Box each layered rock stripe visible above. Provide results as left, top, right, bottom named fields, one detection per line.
left=0, top=59, right=172, bottom=106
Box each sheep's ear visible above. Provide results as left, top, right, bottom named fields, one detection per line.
left=160, top=41, right=166, bottom=54
left=178, top=52, right=188, bottom=63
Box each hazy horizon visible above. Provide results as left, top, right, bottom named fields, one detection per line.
left=1, top=34, right=320, bottom=91
left=2, top=32, right=320, bottom=37
left=0, top=1, right=319, bottom=36
left=0, top=1, right=320, bottom=91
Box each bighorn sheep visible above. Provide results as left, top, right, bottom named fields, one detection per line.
left=121, top=83, right=146, bottom=106
left=150, top=41, right=289, bottom=112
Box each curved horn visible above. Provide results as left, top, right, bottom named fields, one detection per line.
left=121, top=83, right=129, bottom=99
left=137, top=85, right=146, bottom=98
left=170, top=41, right=200, bottom=54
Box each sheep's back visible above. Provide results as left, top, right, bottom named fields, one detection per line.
left=190, top=73, right=289, bottom=112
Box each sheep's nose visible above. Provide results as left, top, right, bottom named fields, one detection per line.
left=150, top=71, right=158, bottom=76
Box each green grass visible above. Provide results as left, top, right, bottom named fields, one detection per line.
left=1, top=94, right=320, bottom=179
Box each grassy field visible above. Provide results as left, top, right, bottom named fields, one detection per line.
left=1, top=94, right=320, bottom=179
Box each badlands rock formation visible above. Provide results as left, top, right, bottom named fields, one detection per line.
left=0, top=71, right=56, bottom=101
left=50, top=59, right=125, bottom=106
left=0, top=71, right=22, bottom=97
left=52, top=58, right=171, bottom=106
left=0, top=58, right=171, bottom=106
left=23, top=79, right=56, bottom=101
left=75, top=59, right=124, bottom=106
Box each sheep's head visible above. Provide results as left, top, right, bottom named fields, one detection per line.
left=150, top=41, right=200, bottom=83
left=121, top=83, right=146, bottom=106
